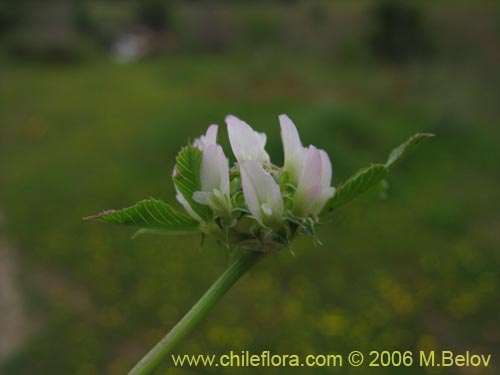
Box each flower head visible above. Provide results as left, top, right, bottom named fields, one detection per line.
left=174, top=114, right=335, bottom=251
left=94, top=119, right=432, bottom=254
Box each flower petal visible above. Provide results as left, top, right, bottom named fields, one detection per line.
left=311, top=186, right=336, bottom=216
left=310, top=149, right=335, bottom=215
left=195, top=144, right=232, bottom=215
left=240, top=160, right=284, bottom=226
left=192, top=191, right=211, bottom=205
left=226, top=115, right=270, bottom=164
left=279, top=114, right=305, bottom=184
left=200, top=144, right=230, bottom=195
left=294, top=146, right=323, bottom=217
left=319, top=149, right=333, bottom=188
left=193, top=124, right=218, bottom=150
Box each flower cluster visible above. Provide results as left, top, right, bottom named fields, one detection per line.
left=174, top=115, right=335, bottom=252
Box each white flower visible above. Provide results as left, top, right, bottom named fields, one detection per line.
left=279, top=114, right=335, bottom=217
left=193, top=144, right=232, bottom=216
left=240, top=160, right=284, bottom=227
left=279, top=114, right=306, bottom=184
left=293, top=146, right=335, bottom=217
left=226, top=115, right=270, bottom=164
left=193, top=124, right=218, bottom=150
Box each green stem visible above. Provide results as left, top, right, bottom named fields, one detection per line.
left=128, top=251, right=264, bottom=375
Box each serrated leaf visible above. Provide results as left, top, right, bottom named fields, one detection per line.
left=322, top=164, right=389, bottom=214
left=84, top=198, right=199, bottom=234
left=385, top=133, right=434, bottom=169
left=173, top=146, right=211, bottom=221
left=321, top=132, right=433, bottom=216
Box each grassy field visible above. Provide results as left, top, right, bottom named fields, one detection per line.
left=1, top=54, right=499, bottom=374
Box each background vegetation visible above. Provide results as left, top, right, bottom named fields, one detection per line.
left=1, top=1, right=499, bottom=374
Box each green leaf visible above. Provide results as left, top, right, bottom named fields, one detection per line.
left=84, top=198, right=199, bottom=234
left=322, top=164, right=389, bottom=214
left=385, top=133, right=434, bottom=169
left=131, top=227, right=198, bottom=239
left=321, top=132, right=433, bottom=216
left=172, top=146, right=211, bottom=221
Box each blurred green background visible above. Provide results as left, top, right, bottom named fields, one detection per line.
left=1, top=1, right=499, bottom=374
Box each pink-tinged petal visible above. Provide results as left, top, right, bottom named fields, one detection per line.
left=240, top=161, right=283, bottom=226
left=226, top=115, right=270, bottom=163
left=319, top=149, right=333, bottom=188
left=205, top=124, right=218, bottom=144
left=193, top=124, right=218, bottom=150
left=256, top=132, right=267, bottom=148
left=309, top=149, right=335, bottom=215
left=279, top=114, right=305, bottom=183
left=294, top=146, right=323, bottom=217
left=311, top=186, right=336, bottom=216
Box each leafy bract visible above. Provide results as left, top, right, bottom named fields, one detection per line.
left=385, top=133, right=434, bottom=169
left=321, top=132, right=433, bottom=215
left=322, top=164, right=388, bottom=214
left=173, top=146, right=211, bottom=221
left=85, top=198, right=199, bottom=234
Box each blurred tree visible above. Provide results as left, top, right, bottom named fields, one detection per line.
left=5, top=1, right=93, bottom=63
left=241, top=11, right=282, bottom=48
left=307, top=0, right=328, bottom=29
left=136, top=0, right=172, bottom=32
left=72, top=0, right=97, bottom=37
left=0, top=0, right=23, bottom=34
left=368, top=0, right=433, bottom=63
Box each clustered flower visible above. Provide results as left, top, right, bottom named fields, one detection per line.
left=174, top=115, right=336, bottom=252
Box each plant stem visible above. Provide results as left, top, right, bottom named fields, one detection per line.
left=128, top=250, right=264, bottom=375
